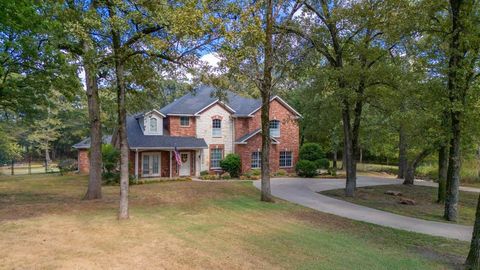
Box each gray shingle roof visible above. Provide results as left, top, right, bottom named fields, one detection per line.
left=126, top=116, right=207, bottom=149
left=234, top=128, right=279, bottom=144
left=236, top=128, right=261, bottom=143
left=73, top=135, right=112, bottom=149
left=159, top=85, right=261, bottom=116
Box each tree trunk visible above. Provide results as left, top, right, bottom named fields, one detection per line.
left=340, top=150, right=345, bottom=170
left=403, top=163, right=415, bottom=185
left=398, top=125, right=407, bottom=179
left=11, top=160, right=14, bottom=175
left=83, top=43, right=103, bottom=200
left=466, top=194, right=480, bottom=269
left=403, top=149, right=430, bottom=185
left=341, top=101, right=356, bottom=197
left=28, top=155, right=31, bottom=175
left=260, top=0, right=274, bottom=203
left=444, top=0, right=464, bottom=222
left=45, top=147, right=49, bottom=173
left=333, top=150, right=338, bottom=169
left=437, top=145, right=448, bottom=203
left=108, top=2, right=129, bottom=219
left=444, top=113, right=461, bottom=221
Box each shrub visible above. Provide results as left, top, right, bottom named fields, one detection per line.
left=299, top=143, right=325, bottom=161
left=221, top=172, right=231, bottom=180
left=275, top=169, right=287, bottom=176
left=102, top=171, right=120, bottom=185
left=102, top=144, right=120, bottom=173
left=58, top=159, right=77, bottom=175
left=220, top=154, right=241, bottom=177
left=295, top=160, right=317, bottom=177
left=251, top=169, right=261, bottom=176
left=328, top=167, right=337, bottom=176
left=201, top=174, right=218, bottom=180
left=200, top=170, right=209, bottom=176
left=315, top=158, right=330, bottom=169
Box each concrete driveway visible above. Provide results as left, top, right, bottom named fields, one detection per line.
left=253, top=176, right=477, bottom=241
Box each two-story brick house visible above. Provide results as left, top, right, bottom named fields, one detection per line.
left=74, top=86, right=301, bottom=178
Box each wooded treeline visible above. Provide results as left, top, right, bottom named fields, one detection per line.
left=1, top=0, right=480, bottom=267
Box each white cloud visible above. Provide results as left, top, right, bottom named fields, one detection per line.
left=200, top=52, right=220, bottom=68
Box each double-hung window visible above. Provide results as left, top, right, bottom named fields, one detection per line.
left=180, top=116, right=190, bottom=126
left=149, top=117, right=158, bottom=133
left=279, top=151, right=292, bottom=167
left=269, top=120, right=280, bottom=137
left=210, top=148, right=223, bottom=169
left=212, top=119, right=222, bottom=137
left=251, top=151, right=261, bottom=169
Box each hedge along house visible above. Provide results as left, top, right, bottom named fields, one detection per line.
left=73, top=85, right=301, bottom=178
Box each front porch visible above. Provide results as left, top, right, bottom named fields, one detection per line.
left=130, top=149, right=203, bottom=179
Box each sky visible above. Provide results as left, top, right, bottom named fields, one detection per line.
left=79, top=52, right=221, bottom=90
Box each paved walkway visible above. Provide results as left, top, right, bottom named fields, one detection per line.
left=253, top=176, right=480, bottom=241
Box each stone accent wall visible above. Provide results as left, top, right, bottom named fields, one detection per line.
left=167, top=116, right=196, bottom=137
left=196, top=104, right=234, bottom=171
left=78, top=150, right=90, bottom=174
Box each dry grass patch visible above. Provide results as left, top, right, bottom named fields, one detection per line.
left=0, top=174, right=470, bottom=269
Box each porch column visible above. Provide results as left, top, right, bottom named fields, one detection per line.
left=134, top=149, right=139, bottom=179
left=169, top=150, right=172, bottom=178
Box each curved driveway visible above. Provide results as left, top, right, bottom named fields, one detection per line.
left=253, top=176, right=477, bottom=241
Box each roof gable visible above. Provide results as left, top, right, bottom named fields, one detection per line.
left=158, top=85, right=300, bottom=118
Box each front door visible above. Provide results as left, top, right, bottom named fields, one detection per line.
left=179, top=152, right=190, bottom=176
left=142, top=153, right=161, bottom=177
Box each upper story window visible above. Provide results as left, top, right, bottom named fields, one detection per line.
left=149, top=117, right=158, bottom=133
left=212, top=119, right=222, bottom=137
left=180, top=116, right=190, bottom=127
left=269, top=120, right=280, bottom=137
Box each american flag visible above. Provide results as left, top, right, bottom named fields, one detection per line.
left=174, top=146, right=182, bottom=166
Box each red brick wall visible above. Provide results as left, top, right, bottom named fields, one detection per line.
left=129, top=150, right=196, bottom=178
left=235, top=99, right=299, bottom=173
left=167, top=116, right=196, bottom=137
left=78, top=150, right=89, bottom=174
left=234, top=117, right=250, bottom=140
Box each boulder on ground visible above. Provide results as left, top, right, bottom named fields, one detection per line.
left=384, top=190, right=402, bottom=196
left=399, top=198, right=416, bottom=205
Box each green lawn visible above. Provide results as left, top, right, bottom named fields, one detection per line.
left=0, top=174, right=470, bottom=269
left=322, top=184, right=478, bottom=226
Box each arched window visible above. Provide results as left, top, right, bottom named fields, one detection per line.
left=212, top=119, right=221, bottom=137
left=150, top=117, right=158, bottom=133
left=269, top=120, right=280, bottom=137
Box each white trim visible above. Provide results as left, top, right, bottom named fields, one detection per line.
left=169, top=151, right=172, bottom=178
left=134, top=150, right=139, bottom=179
left=247, top=96, right=302, bottom=117
left=150, top=109, right=166, bottom=118
left=237, top=129, right=261, bottom=143
left=179, top=152, right=191, bottom=176
left=279, top=151, right=293, bottom=168
left=234, top=129, right=280, bottom=144
left=132, top=146, right=207, bottom=150
left=167, top=113, right=195, bottom=116
left=141, top=152, right=162, bottom=177
left=194, top=99, right=236, bottom=116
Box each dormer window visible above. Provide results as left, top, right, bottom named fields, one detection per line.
left=143, top=112, right=163, bottom=135
left=149, top=117, right=158, bottom=133
left=269, top=120, right=280, bottom=137
left=212, top=119, right=221, bottom=137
